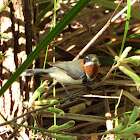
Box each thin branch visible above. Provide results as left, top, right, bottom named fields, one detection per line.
left=0, top=97, right=69, bottom=127
left=82, top=95, right=120, bottom=99
left=111, top=0, right=138, bottom=22
left=114, top=89, right=123, bottom=115
left=74, top=0, right=123, bottom=60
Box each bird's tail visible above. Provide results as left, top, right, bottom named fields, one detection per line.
left=21, top=69, right=49, bottom=76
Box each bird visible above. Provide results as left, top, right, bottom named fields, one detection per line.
left=22, top=54, right=100, bottom=86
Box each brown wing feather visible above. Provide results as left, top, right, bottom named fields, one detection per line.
left=48, top=59, right=85, bottom=80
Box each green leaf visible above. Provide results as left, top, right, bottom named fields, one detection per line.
left=28, top=80, right=49, bottom=107
left=35, top=106, right=65, bottom=115
left=48, top=120, right=75, bottom=131
left=0, top=0, right=13, bottom=12
left=0, top=33, right=10, bottom=39
left=120, top=124, right=137, bottom=133
left=124, top=56, right=140, bottom=66
left=129, top=106, right=139, bottom=124
left=34, top=99, right=58, bottom=105
left=119, top=0, right=131, bottom=56
left=119, top=47, right=132, bottom=61
left=0, top=53, right=5, bottom=62
left=118, top=64, right=140, bottom=91
left=128, top=135, right=136, bottom=140
left=125, top=125, right=140, bottom=133
left=111, top=115, right=129, bottom=132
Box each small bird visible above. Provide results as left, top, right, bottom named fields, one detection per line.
left=22, top=54, right=100, bottom=85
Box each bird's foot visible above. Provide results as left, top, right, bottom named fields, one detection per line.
left=68, top=93, right=75, bottom=101
left=61, top=84, right=75, bottom=101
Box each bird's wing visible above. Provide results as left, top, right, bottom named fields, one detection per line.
left=48, top=59, right=85, bottom=80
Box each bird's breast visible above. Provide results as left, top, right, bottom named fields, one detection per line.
left=84, top=64, right=100, bottom=80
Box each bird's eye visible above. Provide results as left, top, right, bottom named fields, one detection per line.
left=85, top=57, right=90, bottom=61
left=84, top=57, right=90, bottom=64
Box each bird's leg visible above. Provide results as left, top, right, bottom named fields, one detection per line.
left=61, top=84, right=70, bottom=95
left=61, top=84, right=75, bottom=100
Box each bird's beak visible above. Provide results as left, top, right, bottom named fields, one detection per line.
left=91, top=57, right=100, bottom=65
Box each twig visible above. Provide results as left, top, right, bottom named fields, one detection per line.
left=0, top=97, right=69, bottom=127
left=91, top=63, right=119, bottom=89
left=40, top=80, right=57, bottom=100
left=82, top=95, right=120, bottom=99
left=7, top=116, right=28, bottom=140
left=111, top=0, right=138, bottom=22
left=114, top=89, right=123, bottom=115
left=74, top=0, right=123, bottom=60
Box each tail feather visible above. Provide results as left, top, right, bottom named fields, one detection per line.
left=21, top=69, right=48, bottom=76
